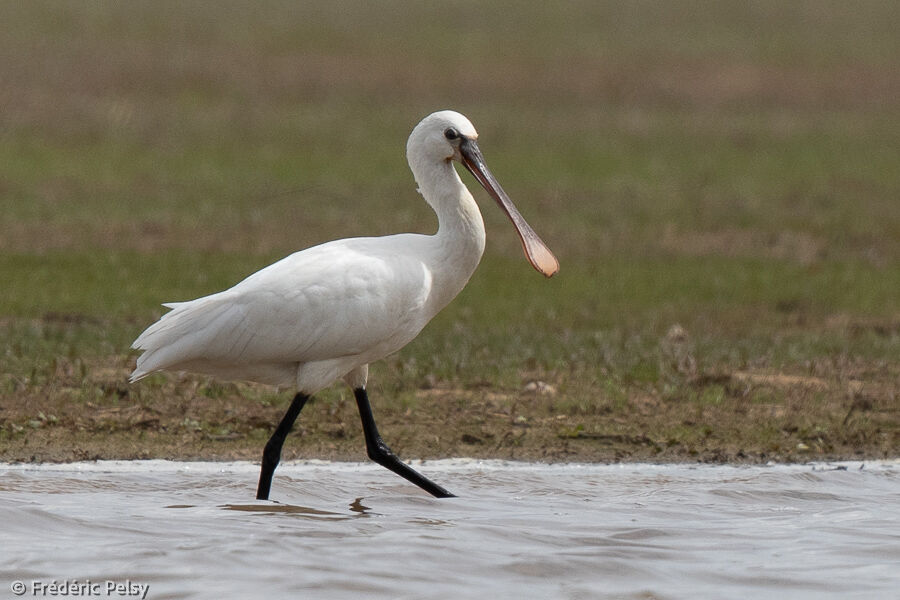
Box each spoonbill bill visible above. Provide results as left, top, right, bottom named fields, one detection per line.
left=130, top=110, right=558, bottom=499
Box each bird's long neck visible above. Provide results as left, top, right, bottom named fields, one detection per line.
left=419, top=159, right=485, bottom=267
left=411, top=158, right=486, bottom=309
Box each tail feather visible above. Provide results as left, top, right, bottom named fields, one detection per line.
left=130, top=297, right=238, bottom=382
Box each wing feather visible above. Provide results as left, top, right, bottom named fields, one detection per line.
left=130, top=235, right=433, bottom=385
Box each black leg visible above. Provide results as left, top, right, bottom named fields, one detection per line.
left=353, top=387, right=455, bottom=498
left=257, top=392, right=309, bottom=500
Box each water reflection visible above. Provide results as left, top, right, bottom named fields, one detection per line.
left=221, top=503, right=353, bottom=519
left=216, top=496, right=375, bottom=520
left=349, top=497, right=371, bottom=515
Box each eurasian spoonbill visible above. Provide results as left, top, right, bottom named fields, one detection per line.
left=130, top=110, right=558, bottom=499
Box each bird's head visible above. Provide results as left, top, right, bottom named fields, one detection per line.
left=407, top=110, right=559, bottom=278
left=408, top=110, right=479, bottom=163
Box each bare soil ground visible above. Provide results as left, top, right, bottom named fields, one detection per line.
left=2, top=355, right=895, bottom=466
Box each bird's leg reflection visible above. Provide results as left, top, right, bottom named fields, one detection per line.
left=257, top=392, right=309, bottom=500
left=349, top=497, right=371, bottom=514
left=353, top=387, right=455, bottom=498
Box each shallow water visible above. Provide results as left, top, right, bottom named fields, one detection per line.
left=1, top=460, right=898, bottom=599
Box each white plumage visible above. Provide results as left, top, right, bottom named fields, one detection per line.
left=131, top=111, right=556, bottom=394
left=133, top=236, right=440, bottom=389
left=130, top=110, right=557, bottom=498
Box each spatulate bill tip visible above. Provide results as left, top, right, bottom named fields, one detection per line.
left=524, top=239, right=559, bottom=278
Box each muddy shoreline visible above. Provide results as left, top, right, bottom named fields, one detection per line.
left=4, top=370, right=894, bottom=466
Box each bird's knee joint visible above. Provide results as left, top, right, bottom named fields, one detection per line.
left=262, top=439, right=283, bottom=466
left=366, top=442, right=394, bottom=465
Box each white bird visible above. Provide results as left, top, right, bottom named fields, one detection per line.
left=130, top=110, right=558, bottom=499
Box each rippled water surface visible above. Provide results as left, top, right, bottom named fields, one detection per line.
left=1, top=460, right=898, bottom=599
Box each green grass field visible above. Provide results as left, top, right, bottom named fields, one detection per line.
left=1, top=1, right=897, bottom=463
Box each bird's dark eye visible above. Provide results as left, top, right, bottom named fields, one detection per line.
left=444, top=128, right=460, bottom=140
